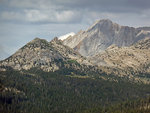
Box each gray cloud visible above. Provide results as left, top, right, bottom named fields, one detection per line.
left=0, top=9, right=82, bottom=24
left=0, top=0, right=150, bottom=24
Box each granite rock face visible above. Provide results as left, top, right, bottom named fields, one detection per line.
left=63, top=19, right=150, bottom=57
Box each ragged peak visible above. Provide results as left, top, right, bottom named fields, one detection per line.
left=20, top=37, right=50, bottom=50
left=30, top=37, right=48, bottom=44
left=50, top=37, right=63, bottom=45
left=51, top=37, right=59, bottom=42
left=87, top=19, right=120, bottom=32
left=95, top=19, right=113, bottom=25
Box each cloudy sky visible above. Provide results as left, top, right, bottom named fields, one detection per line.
left=0, top=0, right=150, bottom=60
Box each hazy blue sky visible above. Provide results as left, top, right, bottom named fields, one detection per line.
left=0, top=0, right=150, bottom=60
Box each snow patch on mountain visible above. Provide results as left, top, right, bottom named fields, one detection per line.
left=58, top=32, right=75, bottom=41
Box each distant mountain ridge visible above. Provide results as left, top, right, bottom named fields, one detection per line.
left=1, top=19, right=150, bottom=77
left=63, top=19, right=150, bottom=57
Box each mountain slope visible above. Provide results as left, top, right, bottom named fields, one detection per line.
left=0, top=37, right=91, bottom=72
left=89, top=38, right=150, bottom=75
left=63, top=19, right=150, bottom=57
left=1, top=68, right=150, bottom=113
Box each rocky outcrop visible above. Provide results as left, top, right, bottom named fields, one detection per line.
left=63, top=19, right=150, bottom=57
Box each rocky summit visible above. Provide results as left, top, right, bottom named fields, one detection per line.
left=63, top=19, right=150, bottom=57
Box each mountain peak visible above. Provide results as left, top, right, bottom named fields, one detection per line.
left=87, top=19, right=117, bottom=32
left=95, top=19, right=112, bottom=24
left=63, top=19, right=150, bottom=57
left=52, top=37, right=59, bottom=41
left=29, top=37, right=48, bottom=44
left=20, top=38, right=49, bottom=51
left=50, top=37, right=63, bottom=45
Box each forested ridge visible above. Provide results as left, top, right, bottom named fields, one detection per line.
left=0, top=68, right=150, bottom=113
